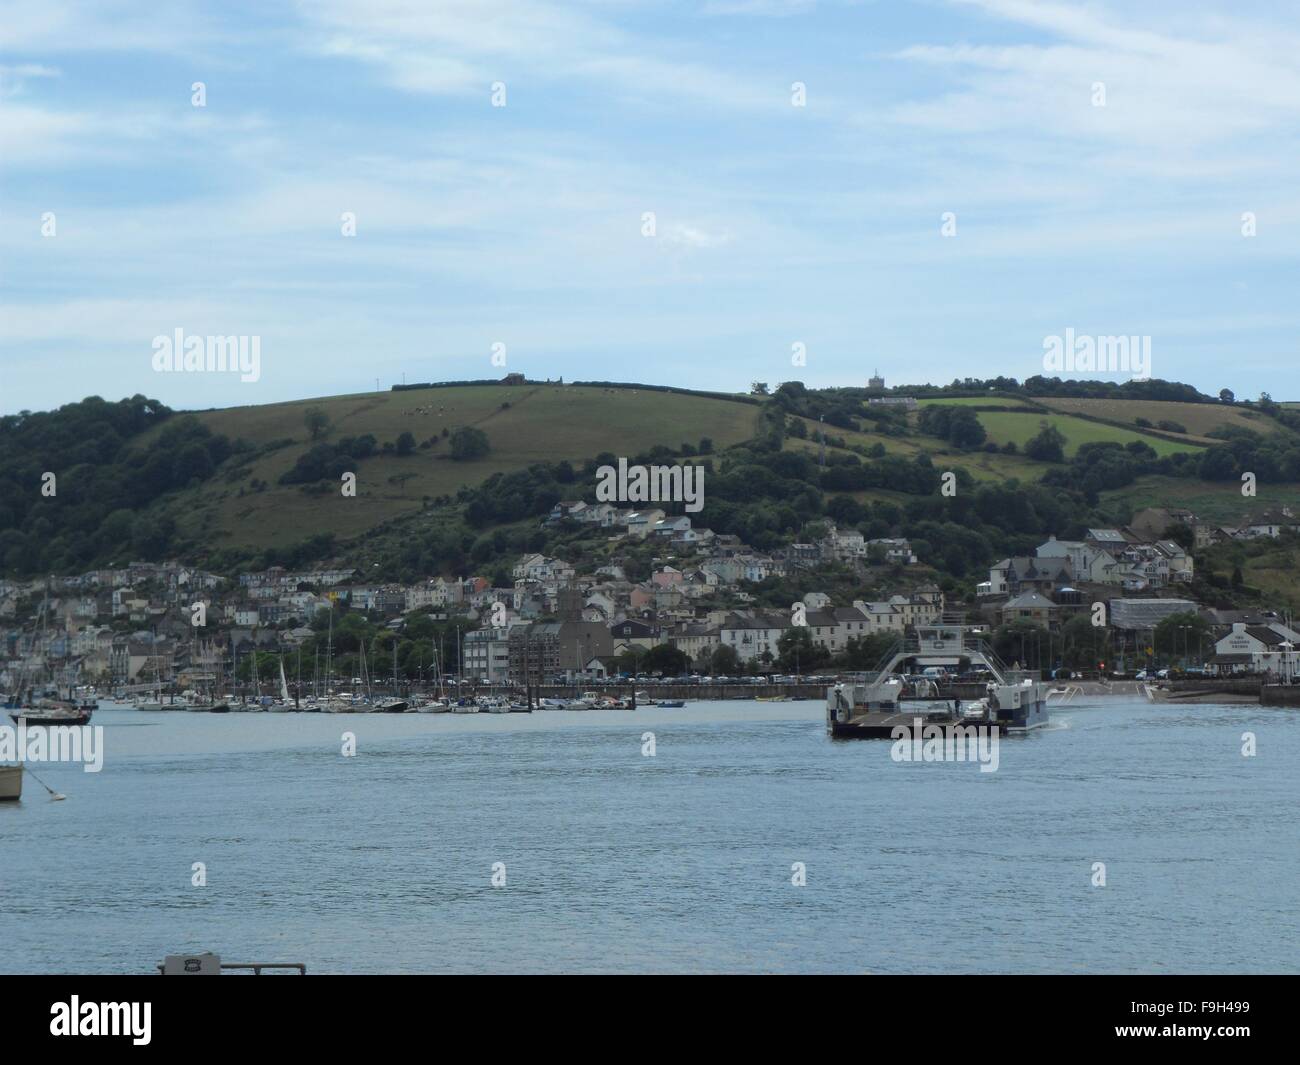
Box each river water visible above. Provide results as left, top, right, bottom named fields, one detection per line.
left=1, top=697, right=1295, bottom=973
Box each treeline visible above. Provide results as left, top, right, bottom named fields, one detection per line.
left=917, top=405, right=987, bottom=449
left=1042, top=434, right=1300, bottom=497
left=768, top=381, right=871, bottom=431
left=872, top=376, right=1217, bottom=404
left=1021, top=376, right=1213, bottom=403
left=281, top=432, right=417, bottom=484
left=392, top=380, right=516, bottom=392
left=572, top=381, right=762, bottom=406
left=0, top=397, right=236, bottom=574
left=279, top=427, right=490, bottom=486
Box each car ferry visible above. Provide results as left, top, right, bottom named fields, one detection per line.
left=827, top=620, right=1050, bottom=738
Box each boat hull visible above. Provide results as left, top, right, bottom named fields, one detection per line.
left=827, top=696, right=1049, bottom=738
left=8, top=709, right=94, bottom=727
left=0, top=764, right=22, bottom=801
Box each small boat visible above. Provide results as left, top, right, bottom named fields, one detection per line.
left=756, top=695, right=791, bottom=703
left=634, top=691, right=656, bottom=706
left=539, top=698, right=568, bottom=711
left=656, top=700, right=686, bottom=709
left=374, top=698, right=409, bottom=714
left=0, top=764, right=22, bottom=801
left=9, top=705, right=94, bottom=726
left=179, top=689, right=229, bottom=713
left=416, top=699, right=450, bottom=714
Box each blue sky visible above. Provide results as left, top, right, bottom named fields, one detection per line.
left=2, top=0, right=1298, bottom=415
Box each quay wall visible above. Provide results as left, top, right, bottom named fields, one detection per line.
left=1170, top=677, right=1263, bottom=696
left=1261, top=684, right=1300, bottom=707
left=531, top=684, right=827, bottom=701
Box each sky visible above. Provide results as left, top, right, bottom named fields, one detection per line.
left=1, top=0, right=1298, bottom=415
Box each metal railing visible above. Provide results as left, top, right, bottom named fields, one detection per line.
left=158, top=962, right=306, bottom=975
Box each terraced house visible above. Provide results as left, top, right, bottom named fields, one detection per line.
left=718, top=610, right=792, bottom=664
left=802, top=606, right=876, bottom=654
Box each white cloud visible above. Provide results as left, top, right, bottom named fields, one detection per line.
left=0, top=0, right=222, bottom=52
left=888, top=0, right=1300, bottom=156
left=294, top=0, right=774, bottom=109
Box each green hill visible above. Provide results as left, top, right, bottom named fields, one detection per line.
left=164, top=383, right=761, bottom=552
left=4, top=380, right=1299, bottom=582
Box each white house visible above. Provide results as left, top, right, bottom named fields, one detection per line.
left=718, top=611, right=791, bottom=663
left=853, top=600, right=904, bottom=633
left=1212, top=623, right=1299, bottom=678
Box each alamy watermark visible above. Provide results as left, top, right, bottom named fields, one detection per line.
left=595, top=457, right=704, bottom=513
left=50, top=997, right=150, bottom=1045
left=0, top=723, right=104, bottom=772
left=152, top=328, right=261, bottom=382
left=1042, top=328, right=1150, bottom=379
left=890, top=718, right=999, bottom=773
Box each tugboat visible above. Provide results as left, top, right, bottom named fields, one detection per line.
left=827, top=619, right=1050, bottom=738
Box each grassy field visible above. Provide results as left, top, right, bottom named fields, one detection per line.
left=158, top=384, right=760, bottom=551
left=1037, top=397, right=1283, bottom=440
left=1235, top=541, right=1300, bottom=610
left=789, top=418, right=1045, bottom=481
left=1100, top=476, right=1300, bottom=524
left=974, top=411, right=1204, bottom=458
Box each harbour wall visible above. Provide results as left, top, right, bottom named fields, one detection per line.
left=1261, top=684, right=1300, bottom=707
